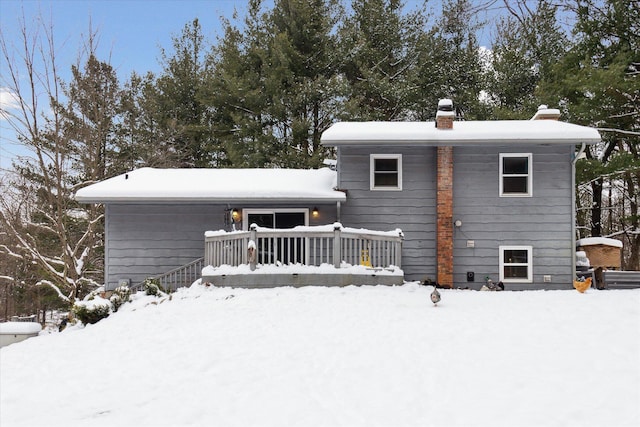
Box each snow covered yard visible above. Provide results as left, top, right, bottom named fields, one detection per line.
left=1, top=283, right=638, bottom=427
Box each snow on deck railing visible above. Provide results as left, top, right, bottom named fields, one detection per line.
left=204, top=223, right=403, bottom=270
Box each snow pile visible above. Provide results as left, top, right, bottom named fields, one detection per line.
left=576, top=251, right=591, bottom=268
left=0, top=321, right=42, bottom=335
left=1, top=283, right=638, bottom=427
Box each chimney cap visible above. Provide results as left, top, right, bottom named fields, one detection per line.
left=532, top=105, right=561, bottom=120
left=438, top=98, right=454, bottom=111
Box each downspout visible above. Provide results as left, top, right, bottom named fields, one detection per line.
left=571, top=143, right=586, bottom=279
left=336, top=201, right=341, bottom=223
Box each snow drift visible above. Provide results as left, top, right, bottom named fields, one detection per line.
left=1, top=283, right=638, bottom=427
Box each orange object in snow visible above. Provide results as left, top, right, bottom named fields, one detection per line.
left=573, top=277, right=592, bottom=293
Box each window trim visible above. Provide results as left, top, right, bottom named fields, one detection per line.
left=370, top=154, right=402, bottom=191
left=499, top=245, right=533, bottom=283
left=499, top=153, right=532, bottom=197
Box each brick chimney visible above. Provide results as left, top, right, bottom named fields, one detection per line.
left=436, top=98, right=455, bottom=129
left=435, top=99, right=454, bottom=288
left=531, top=104, right=561, bottom=120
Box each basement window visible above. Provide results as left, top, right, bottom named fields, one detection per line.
left=500, top=153, right=532, bottom=197
left=499, top=246, right=533, bottom=283
left=370, top=154, right=402, bottom=191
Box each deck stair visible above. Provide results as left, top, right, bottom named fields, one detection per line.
left=131, top=257, right=204, bottom=292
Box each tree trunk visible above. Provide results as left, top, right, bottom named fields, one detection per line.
left=591, top=178, right=603, bottom=237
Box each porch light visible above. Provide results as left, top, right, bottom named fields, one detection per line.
left=312, top=207, right=319, bottom=218
left=231, top=209, right=240, bottom=221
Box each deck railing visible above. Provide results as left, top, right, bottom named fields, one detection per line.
left=131, top=257, right=205, bottom=292
left=204, top=223, right=403, bottom=270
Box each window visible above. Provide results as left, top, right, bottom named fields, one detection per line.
left=243, top=209, right=308, bottom=230
left=499, top=246, right=533, bottom=283
left=370, top=154, right=402, bottom=191
left=500, top=153, right=532, bottom=196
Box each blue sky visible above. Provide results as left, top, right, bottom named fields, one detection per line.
left=0, top=0, right=249, bottom=79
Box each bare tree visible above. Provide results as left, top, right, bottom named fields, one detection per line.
left=0, top=13, right=107, bottom=302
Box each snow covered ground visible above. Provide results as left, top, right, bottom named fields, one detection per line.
left=1, top=282, right=638, bottom=427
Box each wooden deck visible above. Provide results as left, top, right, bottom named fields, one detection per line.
left=202, top=223, right=404, bottom=288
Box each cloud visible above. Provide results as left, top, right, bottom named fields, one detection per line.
left=0, top=87, right=21, bottom=122
left=0, top=87, right=20, bottom=110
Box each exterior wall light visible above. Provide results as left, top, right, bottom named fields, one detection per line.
left=312, top=207, right=319, bottom=218
left=231, top=209, right=240, bottom=222
left=454, top=219, right=463, bottom=227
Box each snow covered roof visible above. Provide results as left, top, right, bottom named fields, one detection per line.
left=576, top=237, right=623, bottom=248
left=75, top=167, right=346, bottom=204
left=321, top=120, right=601, bottom=146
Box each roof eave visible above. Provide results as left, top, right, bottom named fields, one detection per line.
left=322, top=137, right=601, bottom=146
left=75, top=195, right=347, bottom=204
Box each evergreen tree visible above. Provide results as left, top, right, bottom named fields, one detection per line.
left=338, top=0, right=424, bottom=120
left=266, top=0, right=342, bottom=167
left=154, top=19, right=219, bottom=167
left=207, top=1, right=279, bottom=167
left=429, top=0, right=487, bottom=120
left=209, top=0, right=342, bottom=168
left=539, top=0, right=639, bottom=268
left=486, top=0, right=568, bottom=118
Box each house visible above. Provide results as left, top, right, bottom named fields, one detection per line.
left=76, top=100, right=601, bottom=291
left=75, top=168, right=346, bottom=290
left=320, top=100, right=601, bottom=289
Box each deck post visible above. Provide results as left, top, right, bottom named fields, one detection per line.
left=333, top=222, right=342, bottom=268
left=249, top=223, right=257, bottom=271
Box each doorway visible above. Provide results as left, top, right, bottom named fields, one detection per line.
left=244, top=209, right=308, bottom=264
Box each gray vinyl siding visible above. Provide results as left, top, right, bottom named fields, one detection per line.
left=337, top=144, right=575, bottom=289
left=105, top=203, right=336, bottom=290
left=105, top=204, right=220, bottom=290
left=337, top=146, right=437, bottom=282
left=452, top=145, right=574, bottom=289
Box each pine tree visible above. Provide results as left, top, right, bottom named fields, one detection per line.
left=207, top=1, right=279, bottom=167
left=430, top=0, right=487, bottom=120
left=154, top=19, right=218, bottom=167
left=266, top=0, right=342, bottom=167
left=486, top=1, right=568, bottom=118
left=539, top=0, right=639, bottom=269
left=338, top=0, right=424, bottom=120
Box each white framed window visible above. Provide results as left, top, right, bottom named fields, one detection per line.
left=370, top=154, right=402, bottom=191
left=499, top=245, right=533, bottom=283
left=500, top=153, right=532, bottom=197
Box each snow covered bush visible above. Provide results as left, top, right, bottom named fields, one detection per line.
left=110, top=285, right=131, bottom=312
left=143, top=278, right=166, bottom=296
left=72, top=296, right=112, bottom=325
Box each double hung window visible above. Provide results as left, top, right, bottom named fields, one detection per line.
left=500, top=153, right=532, bottom=196
left=370, top=154, right=402, bottom=191
left=499, top=246, right=533, bottom=283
